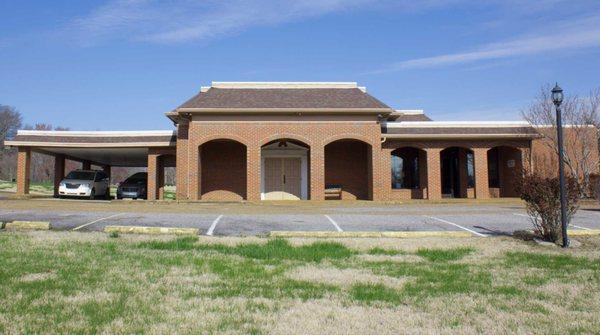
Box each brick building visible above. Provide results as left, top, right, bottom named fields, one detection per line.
left=7, top=82, right=597, bottom=201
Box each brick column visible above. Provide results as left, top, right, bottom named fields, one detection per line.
left=473, top=148, right=490, bottom=199
left=176, top=123, right=189, bottom=200
left=147, top=153, right=159, bottom=201
left=246, top=146, right=261, bottom=201
left=310, top=145, right=325, bottom=200
left=16, top=147, right=31, bottom=196
left=82, top=160, right=91, bottom=170
left=53, top=154, right=65, bottom=197
left=370, top=144, right=383, bottom=201
left=380, top=148, right=393, bottom=200
left=425, top=148, right=441, bottom=200
left=189, top=146, right=200, bottom=200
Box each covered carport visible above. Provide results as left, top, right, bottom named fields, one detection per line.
left=5, top=130, right=176, bottom=200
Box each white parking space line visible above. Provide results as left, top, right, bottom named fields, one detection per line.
left=324, top=215, right=343, bottom=232
left=424, top=216, right=487, bottom=237
left=206, top=215, right=223, bottom=236
left=73, top=213, right=125, bottom=231
left=513, top=213, right=591, bottom=230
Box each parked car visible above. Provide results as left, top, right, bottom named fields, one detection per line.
left=116, top=172, right=148, bottom=200
left=58, top=170, right=110, bottom=199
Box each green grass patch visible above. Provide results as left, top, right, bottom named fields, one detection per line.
left=367, top=247, right=405, bottom=256
left=138, top=237, right=355, bottom=262
left=350, top=283, right=402, bottom=304
left=416, top=247, right=474, bottom=262
left=504, top=251, right=600, bottom=273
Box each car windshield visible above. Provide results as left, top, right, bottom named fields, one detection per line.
left=65, top=171, right=95, bottom=180
left=125, top=173, right=147, bottom=183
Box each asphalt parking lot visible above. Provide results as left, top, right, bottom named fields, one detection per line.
left=1, top=198, right=599, bottom=236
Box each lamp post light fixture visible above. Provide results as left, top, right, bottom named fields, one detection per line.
left=551, top=83, right=569, bottom=248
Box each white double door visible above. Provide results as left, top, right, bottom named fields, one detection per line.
left=263, top=157, right=302, bottom=200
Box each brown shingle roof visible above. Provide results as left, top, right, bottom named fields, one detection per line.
left=178, top=88, right=392, bottom=110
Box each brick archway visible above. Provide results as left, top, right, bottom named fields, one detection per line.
left=487, top=146, right=523, bottom=198
left=324, top=139, right=373, bottom=200
left=199, top=139, right=247, bottom=200
left=440, top=146, right=475, bottom=198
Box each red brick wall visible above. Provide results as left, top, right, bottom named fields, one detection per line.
left=200, top=140, right=247, bottom=200
left=176, top=116, right=383, bottom=201
left=325, top=140, right=370, bottom=200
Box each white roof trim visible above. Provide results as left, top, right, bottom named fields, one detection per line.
left=386, top=121, right=531, bottom=128
left=394, top=109, right=424, bottom=115
left=210, top=82, right=359, bottom=89
left=4, top=141, right=175, bottom=148
left=16, top=130, right=175, bottom=137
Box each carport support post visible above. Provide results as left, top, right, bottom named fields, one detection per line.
left=102, top=165, right=111, bottom=182
left=147, top=153, right=161, bottom=201
left=53, top=154, right=66, bottom=197
left=16, top=147, right=31, bottom=196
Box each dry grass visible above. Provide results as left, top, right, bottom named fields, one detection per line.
left=0, top=231, right=598, bottom=334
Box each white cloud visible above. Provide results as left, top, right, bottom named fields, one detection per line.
left=370, top=14, right=600, bottom=73
left=71, top=0, right=378, bottom=44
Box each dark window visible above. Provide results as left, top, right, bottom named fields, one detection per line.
left=391, top=148, right=420, bottom=189
left=65, top=171, right=95, bottom=180
left=488, top=148, right=500, bottom=188
left=467, top=152, right=475, bottom=188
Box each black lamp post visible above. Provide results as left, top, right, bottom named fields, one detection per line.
left=551, top=83, right=569, bottom=248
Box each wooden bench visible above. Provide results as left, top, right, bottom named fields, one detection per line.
left=325, top=184, right=342, bottom=200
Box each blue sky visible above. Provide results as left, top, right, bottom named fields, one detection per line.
left=1, top=0, right=599, bottom=130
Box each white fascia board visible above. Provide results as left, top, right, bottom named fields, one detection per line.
left=385, top=121, right=531, bottom=128
left=210, top=82, right=359, bottom=89
left=16, top=130, right=175, bottom=137
left=393, top=109, right=424, bottom=115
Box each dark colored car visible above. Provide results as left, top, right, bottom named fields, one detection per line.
left=116, top=172, right=148, bottom=200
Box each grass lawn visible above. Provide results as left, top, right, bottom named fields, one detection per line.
left=0, top=233, right=598, bottom=334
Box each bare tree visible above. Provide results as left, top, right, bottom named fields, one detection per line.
left=522, top=85, right=600, bottom=195
left=0, top=105, right=22, bottom=149
left=0, top=105, right=22, bottom=181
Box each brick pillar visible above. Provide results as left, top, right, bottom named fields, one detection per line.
left=370, top=143, right=383, bottom=201
left=473, top=148, right=490, bottom=199
left=82, top=160, right=91, bottom=170
left=381, top=148, right=393, bottom=200
left=176, top=123, right=189, bottom=200
left=16, top=147, right=31, bottom=196
left=147, top=153, right=159, bottom=201
left=189, top=146, right=200, bottom=201
left=246, top=145, right=261, bottom=201
left=53, top=154, right=65, bottom=197
left=425, top=148, right=442, bottom=200
left=310, top=145, right=325, bottom=200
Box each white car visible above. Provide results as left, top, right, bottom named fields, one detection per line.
left=58, top=170, right=110, bottom=199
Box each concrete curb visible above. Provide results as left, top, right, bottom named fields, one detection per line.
left=104, top=225, right=199, bottom=235
left=2, top=221, right=51, bottom=230
left=269, top=231, right=473, bottom=238
left=569, top=229, right=600, bottom=236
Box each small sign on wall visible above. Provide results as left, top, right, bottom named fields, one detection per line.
left=507, top=159, right=516, bottom=168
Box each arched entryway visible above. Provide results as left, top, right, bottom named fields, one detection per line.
left=440, top=147, right=475, bottom=198
left=391, top=147, right=427, bottom=199
left=261, top=139, right=310, bottom=200
left=199, top=139, right=247, bottom=200
left=324, top=139, right=372, bottom=200
left=487, top=146, right=523, bottom=197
